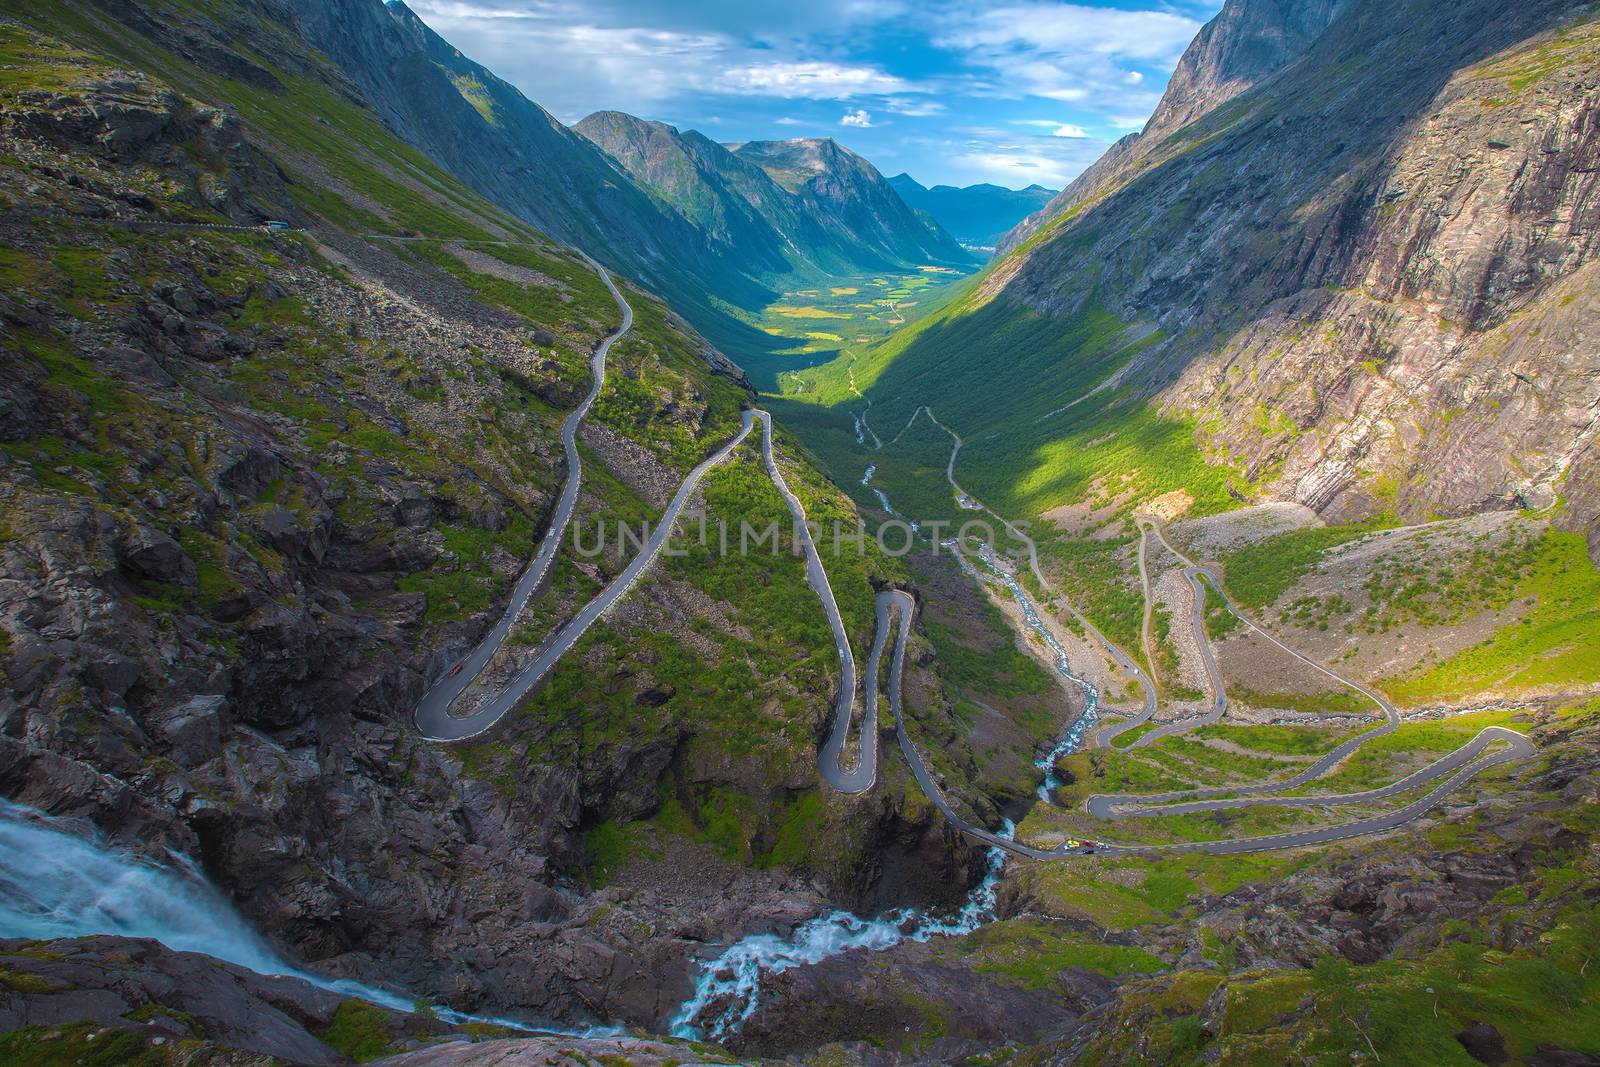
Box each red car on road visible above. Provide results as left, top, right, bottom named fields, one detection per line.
left=447, top=661, right=465, bottom=678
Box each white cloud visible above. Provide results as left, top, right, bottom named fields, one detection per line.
left=884, top=97, right=947, bottom=116
left=716, top=61, right=910, bottom=99
left=930, top=3, right=1196, bottom=117
left=841, top=108, right=874, bottom=127
left=936, top=4, right=1199, bottom=60
left=954, top=150, right=1077, bottom=187
left=774, top=116, right=803, bottom=125
left=1052, top=123, right=1089, bottom=138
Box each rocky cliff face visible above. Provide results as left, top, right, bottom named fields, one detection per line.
left=919, top=0, right=1600, bottom=553
left=1002, top=0, right=1350, bottom=254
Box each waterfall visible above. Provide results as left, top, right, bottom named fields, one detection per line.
left=970, top=543, right=1100, bottom=800
left=670, top=820, right=1014, bottom=1041
left=0, top=800, right=587, bottom=1033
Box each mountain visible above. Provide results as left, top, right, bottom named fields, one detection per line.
left=887, top=174, right=1057, bottom=250
left=5, top=0, right=1600, bottom=1064
left=729, top=137, right=974, bottom=267
left=1001, top=0, right=1349, bottom=255
left=833, top=0, right=1600, bottom=555
left=269, top=0, right=797, bottom=357
left=575, top=111, right=972, bottom=276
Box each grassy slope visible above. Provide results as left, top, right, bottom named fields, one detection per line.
left=0, top=1, right=916, bottom=883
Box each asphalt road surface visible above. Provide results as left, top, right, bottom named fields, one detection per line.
left=414, top=253, right=628, bottom=741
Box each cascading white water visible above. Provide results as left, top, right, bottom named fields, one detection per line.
left=670, top=820, right=1014, bottom=1041
left=861, top=465, right=920, bottom=533
left=970, top=544, right=1100, bottom=800
left=0, top=800, right=589, bottom=1034
left=668, top=532, right=1105, bottom=1041
left=0, top=799, right=362, bottom=991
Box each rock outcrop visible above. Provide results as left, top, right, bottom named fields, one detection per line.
left=0, top=935, right=450, bottom=1064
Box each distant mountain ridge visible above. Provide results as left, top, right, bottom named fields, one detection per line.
left=888, top=175, right=1056, bottom=250
left=575, top=113, right=974, bottom=277
left=730, top=137, right=972, bottom=267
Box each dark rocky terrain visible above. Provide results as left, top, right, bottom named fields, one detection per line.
left=0, top=935, right=454, bottom=1065
left=2, top=0, right=1599, bottom=1064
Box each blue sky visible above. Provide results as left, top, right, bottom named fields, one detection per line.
left=405, top=0, right=1223, bottom=190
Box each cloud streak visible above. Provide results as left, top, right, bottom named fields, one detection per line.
left=402, top=0, right=1218, bottom=187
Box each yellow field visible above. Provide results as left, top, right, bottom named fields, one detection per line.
left=770, top=305, right=848, bottom=319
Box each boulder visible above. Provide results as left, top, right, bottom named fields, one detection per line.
left=102, top=345, right=177, bottom=388
left=0, top=935, right=448, bottom=1064
left=79, top=646, right=141, bottom=698
left=1456, top=1021, right=1509, bottom=1065
left=148, top=694, right=227, bottom=765
left=119, top=525, right=193, bottom=584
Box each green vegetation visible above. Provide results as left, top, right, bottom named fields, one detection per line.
left=0, top=1023, right=172, bottom=1067
left=316, top=1000, right=395, bottom=1062
left=396, top=514, right=537, bottom=625
left=1193, top=722, right=1362, bottom=756
left=734, top=269, right=969, bottom=391
left=1355, top=520, right=1548, bottom=635
left=1036, top=533, right=1144, bottom=654
left=1079, top=908, right=1600, bottom=1067
left=582, top=786, right=826, bottom=884
left=1218, top=520, right=1388, bottom=611
left=1137, top=734, right=1303, bottom=782
left=777, top=276, right=1242, bottom=530
left=937, top=918, right=1165, bottom=987
left=921, top=615, right=1051, bottom=701
left=1285, top=709, right=1531, bottom=795
left=1051, top=749, right=1198, bottom=804
left=403, top=240, right=617, bottom=339
left=1110, top=722, right=1158, bottom=749
left=1383, top=529, right=1600, bottom=702
left=0, top=969, right=57, bottom=994
left=1014, top=846, right=1315, bottom=929
left=1224, top=685, right=1372, bottom=716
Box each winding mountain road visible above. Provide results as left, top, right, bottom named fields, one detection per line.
left=415, top=254, right=629, bottom=741
left=886, top=408, right=1536, bottom=856
left=413, top=259, right=860, bottom=749
left=412, top=255, right=1535, bottom=858
left=869, top=578, right=1532, bottom=860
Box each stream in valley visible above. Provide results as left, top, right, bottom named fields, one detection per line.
left=669, top=820, right=1014, bottom=1040
left=668, top=477, right=1104, bottom=1041
left=861, top=464, right=919, bottom=533
left=971, top=543, right=1101, bottom=800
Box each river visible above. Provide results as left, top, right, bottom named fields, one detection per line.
left=669, top=486, right=1102, bottom=1040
